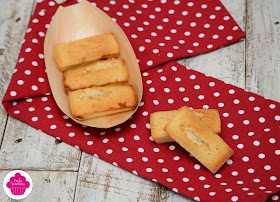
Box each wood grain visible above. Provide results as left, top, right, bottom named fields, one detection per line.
left=0, top=118, right=81, bottom=170
left=246, top=0, right=280, bottom=101
left=0, top=170, right=77, bottom=201
left=0, top=0, right=35, bottom=146
left=74, top=153, right=161, bottom=202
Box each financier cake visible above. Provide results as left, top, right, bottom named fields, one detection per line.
left=54, top=33, right=120, bottom=71
left=150, top=109, right=221, bottom=144
left=63, top=59, right=128, bottom=91
left=164, top=107, right=233, bottom=174
left=68, top=85, right=138, bottom=120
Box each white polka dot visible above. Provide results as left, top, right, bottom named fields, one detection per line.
left=183, top=178, right=189, bottom=182
left=270, top=176, right=277, bottom=181
left=249, top=96, right=255, bottom=101
left=204, top=184, right=210, bottom=188
left=275, top=150, right=280, bottom=155
left=182, top=11, right=188, bottom=16
left=50, top=125, right=57, bottom=129
left=253, top=179, right=260, bottom=182
left=275, top=115, right=280, bottom=121
left=160, top=76, right=167, bottom=81
left=187, top=2, right=194, bottom=6
left=25, top=48, right=31, bottom=52
left=213, top=34, right=219, bottom=39
left=126, top=158, right=133, bottom=163
left=204, top=24, right=210, bottom=28
left=106, top=149, right=113, bottom=154
left=248, top=168, right=254, bottom=173
left=146, top=168, right=152, bottom=172
left=38, top=32, right=45, bottom=37
left=187, top=49, right=193, bottom=53
left=269, top=138, right=276, bottom=144
left=168, top=99, right=174, bottom=104
left=209, top=14, right=216, bottom=19
left=183, top=97, right=189, bottom=102
left=232, top=135, right=239, bottom=140
left=25, top=70, right=31, bottom=75
left=130, top=124, right=136, bottom=128
left=259, top=117, right=265, bottom=123
left=199, top=176, right=206, bottom=181
left=169, top=145, right=175, bottom=150
left=227, top=36, right=233, bottom=40
left=139, top=46, right=145, bottom=52
left=237, top=144, right=244, bottom=149
left=223, top=113, right=229, bottom=117
left=218, top=103, right=225, bottom=107
left=209, top=192, right=216, bottom=196
left=209, top=82, right=215, bottom=87
left=193, top=42, right=199, bottom=47
left=232, top=26, right=238, bottom=30
left=201, top=4, right=207, bottom=8
left=253, top=140, right=260, bottom=146
left=190, top=22, right=196, bottom=27
left=164, top=88, right=170, bottom=93
left=233, top=99, right=240, bottom=104
left=28, top=107, right=35, bottom=112
left=32, top=61, right=38, bottom=66
left=214, top=92, right=220, bottom=97
left=10, top=91, right=17, bottom=96
left=32, top=19, right=39, bottom=23
left=196, top=13, right=202, bottom=18
left=32, top=38, right=38, bottom=43
left=198, top=33, right=205, bottom=38
left=238, top=110, right=245, bottom=114
left=166, top=178, right=173, bottom=183
left=243, top=120, right=250, bottom=125
left=167, top=53, right=173, bottom=58
left=17, top=80, right=24, bottom=85
left=231, top=196, right=238, bottom=202
left=194, top=85, right=200, bottom=90
left=198, top=95, right=204, bottom=100
left=149, top=87, right=155, bottom=92
left=184, top=31, right=191, bottom=36
left=175, top=77, right=181, bottom=82
left=207, top=44, right=213, bottom=49
left=194, top=164, right=200, bottom=170
left=138, top=148, right=144, bottom=153
left=215, top=174, right=222, bottom=178
left=218, top=25, right=225, bottom=30
left=243, top=156, right=249, bottom=162
left=13, top=110, right=20, bottom=114
left=225, top=188, right=232, bottom=192
left=153, top=100, right=159, bottom=105
left=188, top=187, right=195, bottom=191
left=224, top=16, right=230, bottom=20
left=153, top=49, right=159, bottom=54
left=232, top=171, right=238, bottom=176
left=264, top=165, right=271, bottom=170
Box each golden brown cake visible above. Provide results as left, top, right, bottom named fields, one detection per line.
left=68, top=85, right=137, bottom=120
left=63, top=59, right=128, bottom=91
left=54, top=33, right=120, bottom=71
left=164, top=107, right=233, bottom=174
left=150, top=109, right=221, bottom=144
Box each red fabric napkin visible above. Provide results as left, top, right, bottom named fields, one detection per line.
left=3, top=0, right=280, bottom=201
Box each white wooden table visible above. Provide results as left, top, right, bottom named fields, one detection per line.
left=0, top=0, right=279, bottom=201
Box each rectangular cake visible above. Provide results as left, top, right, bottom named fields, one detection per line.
left=63, top=59, right=128, bottom=91
left=68, top=85, right=138, bottom=120
left=150, top=109, right=221, bottom=144
left=164, top=107, right=233, bottom=174
left=54, top=33, right=120, bottom=71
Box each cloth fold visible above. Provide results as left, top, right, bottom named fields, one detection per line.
left=3, top=0, right=280, bottom=201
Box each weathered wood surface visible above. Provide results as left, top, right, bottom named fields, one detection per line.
left=0, top=0, right=35, bottom=147
left=0, top=170, right=77, bottom=202
left=0, top=0, right=279, bottom=201
left=246, top=0, right=280, bottom=102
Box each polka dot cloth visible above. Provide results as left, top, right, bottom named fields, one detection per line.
left=3, top=0, right=245, bottom=101
left=2, top=0, right=279, bottom=201
left=3, top=61, right=280, bottom=201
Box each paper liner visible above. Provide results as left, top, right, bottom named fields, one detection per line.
left=44, top=0, right=143, bottom=128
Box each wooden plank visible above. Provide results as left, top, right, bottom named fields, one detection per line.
left=178, top=0, right=246, bottom=89
left=0, top=0, right=35, bottom=146
left=0, top=117, right=81, bottom=170
left=246, top=0, right=280, bottom=101
left=0, top=170, right=77, bottom=201
left=74, top=153, right=162, bottom=202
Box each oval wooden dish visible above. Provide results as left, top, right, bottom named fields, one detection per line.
left=44, top=0, right=143, bottom=128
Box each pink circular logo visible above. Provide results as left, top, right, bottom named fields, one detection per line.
left=3, top=170, right=33, bottom=200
